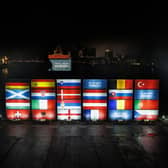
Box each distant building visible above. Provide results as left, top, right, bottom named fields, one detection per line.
left=78, top=48, right=96, bottom=58
left=1, top=56, right=8, bottom=65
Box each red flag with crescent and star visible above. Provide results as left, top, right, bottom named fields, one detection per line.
left=135, top=80, right=159, bottom=89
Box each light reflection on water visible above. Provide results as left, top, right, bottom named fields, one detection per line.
left=137, top=126, right=160, bottom=154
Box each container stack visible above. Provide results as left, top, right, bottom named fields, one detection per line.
left=108, top=79, right=133, bottom=121
left=31, top=79, right=56, bottom=121
left=5, top=82, right=30, bottom=120
left=83, top=79, right=107, bottom=121
left=134, top=79, right=159, bottom=121
left=57, top=79, right=81, bottom=121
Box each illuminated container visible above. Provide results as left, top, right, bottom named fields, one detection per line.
left=5, top=82, right=30, bottom=120
left=31, top=79, right=56, bottom=121
left=134, top=90, right=159, bottom=100
left=48, top=54, right=71, bottom=71
left=57, top=79, right=81, bottom=121
left=135, top=80, right=159, bottom=90
left=83, top=79, right=107, bottom=121
left=108, top=79, right=133, bottom=121
left=134, top=79, right=159, bottom=121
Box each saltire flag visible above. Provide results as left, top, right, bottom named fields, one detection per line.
left=31, top=79, right=56, bottom=120
left=57, top=79, right=81, bottom=121
left=31, top=79, right=55, bottom=89
left=134, top=110, right=158, bottom=121
left=109, top=100, right=133, bottom=110
left=109, top=79, right=133, bottom=89
left=109, top=110, right=132, bottom=120
left=6, top=89, right=30, bottom=100
left=109, top=90, right=133, bottom=100
left=5, top=82, right=30, bottom=120
left=135, top=80, right=159, bottom=89
left=134, top=100, right=159, bottom=110
left=83, top=79, right=107, bottom=121
left=134, top=90, right=159, bottom=100
left=6, top=110, right=30, bottom=120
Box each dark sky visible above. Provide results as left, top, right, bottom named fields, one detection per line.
left=0, top=5, right=166, bottom=44
left=0, top=4, right=167, bottom=59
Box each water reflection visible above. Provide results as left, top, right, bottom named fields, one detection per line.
left=137, top=126, right=159, bottom=153
left=111, top=125, right=133, bottom=137
left=5, top=124, right=29, bottom=137
left=2, top=67, right=8, bottom=75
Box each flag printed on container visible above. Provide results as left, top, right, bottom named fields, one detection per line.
left=109, top=110, right=132, bottom=120
left=134, top=100, right=159, bottom=110
left=31, top=79, right=56, bottom=120
left=57, top=100, right=81, bottom=107
left=109, top=100, right=133, bottom=110
left=57, top=89, right=81, bottom=100
left=6, top=110, right=30, bottom=120
left=57, top=79, right=81, bottom=121
left=84, top=109, right=106, bottom=121
left=5, top=82, right=30, bottom=120
left=31, top=89, right=55, bottom=100
left=135, top=80, right=159, bottom=89
left=32, top=100, right=55, bottom=110
left=83, top=79, right=107, bottom=89
left=57, top=79, right=81, bottom=89
left=6, top=99, right=30, bottom=109
left=83, top=79, right=107, bottom=121
left=6, top=89, right=30, bottom=100
left=134, top=90, right=159, bottom=100
left=31, top=79, right=55, bottom=89
left=32, top=110, right=56, bottom=120
left=134, top=110, right=158, bottom=121
left=109, top=90, right=133, bottom=100
left=109, top=79, right=133, bottom=89
left=6, top=83, right=29, bottom=89
left=83, top=90, right=107, bottom=100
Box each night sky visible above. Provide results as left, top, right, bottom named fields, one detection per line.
left=0, top=5, right=166, bottom=46
left=0, top=5, right=167, bottom=61
left=0, top=5, right=166, bottom=58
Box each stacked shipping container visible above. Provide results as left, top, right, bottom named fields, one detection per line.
left=5, top=82, right=30, bottom=120
left=31, top=79, right=56, bottom=121
left=108, top=80, right=133, bottom=120
left=83, top=79, right=107, bottom=121
left=134, top=79, right=159, bottom=121
left=57, top=79, right=81, bottom=121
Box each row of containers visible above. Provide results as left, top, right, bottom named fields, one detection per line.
left=5, top=79, right=159, bottom=121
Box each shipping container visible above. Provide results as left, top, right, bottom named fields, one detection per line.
left=83, top=79, right=107, bottom=121
left=57, top=79, right=81, bottom=121
left=108, top=79, right=133, bottom=121
left=134, top=79, right=159, bottom=121
left=31, top=79, right=56, bottom=121
left=5, top=82, right=30, bottom=120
